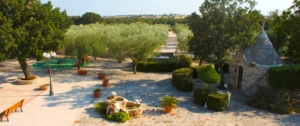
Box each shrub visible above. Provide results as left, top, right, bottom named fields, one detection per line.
left=95, top=102, right=106, bottom=113
left=160, top=95, right=179, bottom=108
left=172, top=68, right=193, bottom=91
left=268, top=65, right=300, bottom=90
left=95, top=102, right=130, bottom=122
left=206, top=93, right=228, bottom=111
left=107, top=112, right=130, bottom=123
left=247, top=86, right=294, bottom=114
left=178, top=55, right=192, bottom=68
left=193, top=88, right=211, bottom=106
left=137, top=61, right=178, bottom=72
left=198, top=65, right=220, bottom=84
left=191, top=65, right=207, bottom=78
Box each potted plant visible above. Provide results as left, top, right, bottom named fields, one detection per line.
left=102, top=79, right=109, bottom=87
left=93, top=88, right=101, bottom=98
left=39, top=84, right=50, bottom=90
left=160, top=95, right=179, bottom=113
left=98, top=72, right=105, bottom=80
left=77, top=62, right=88, bottom=75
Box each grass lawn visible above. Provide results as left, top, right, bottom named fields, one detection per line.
left=31, top=58, right=92, bottom=69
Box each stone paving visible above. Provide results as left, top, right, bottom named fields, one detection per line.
left=71, top=64, right=300, bottom=126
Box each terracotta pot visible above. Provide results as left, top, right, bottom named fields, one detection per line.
left=94, top=91, right=101, bottom=98
left=98, top=74, right=105, bottom=80
left=40, top=85, right=48, bottom=90
left=164, top=107, right=172, bottom=113
left=103, top=81, right=109, bottom=87
left=77, top=70, right=88, bottom=75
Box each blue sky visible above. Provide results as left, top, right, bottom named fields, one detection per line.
left=40, top=0, right=294, bottom=16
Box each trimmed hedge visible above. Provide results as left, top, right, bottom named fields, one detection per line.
left=178, top=55, right=192, bottom=68
left=268, top=65, right=300, bottom=90
left=137, top=61, right=178, bottom=72
left=191, top=65, right=207, bottom=78
left=198, top=65, right=220, bottom=84
left=172, top=68, right=193, bottom=92
left=206, top=93, right=228, bottom=111
left=193, top=88, right=211, bottom=106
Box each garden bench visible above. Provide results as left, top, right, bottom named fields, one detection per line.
left=57, top=59, right=63, bottom=64
left=0, top=99, right=25, bottom=122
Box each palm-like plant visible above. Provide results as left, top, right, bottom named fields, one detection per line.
left=160, top=95, right=179, bottom=108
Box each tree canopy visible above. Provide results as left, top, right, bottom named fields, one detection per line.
left=0, top=0, right=71, bottom=79
left=188, top=0, right=264, bottom=88
left=64, top=23, right=169, bottom=73
left=270, top=0, right=300, bottom=63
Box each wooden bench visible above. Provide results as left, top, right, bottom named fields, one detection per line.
left=0, top=99, right=25, bottom=122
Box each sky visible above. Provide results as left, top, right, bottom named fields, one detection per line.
left=40, top=0, right=294, bottom=16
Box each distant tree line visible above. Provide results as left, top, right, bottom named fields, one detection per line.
left=69, top=12, right=187, bottom=26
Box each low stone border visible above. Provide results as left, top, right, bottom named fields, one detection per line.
left=15, top=75, right=39, bottom=85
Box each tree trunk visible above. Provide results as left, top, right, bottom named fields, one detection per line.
left=198, top=56, right=203, bottom=65
left=18, top=58, right=31, bottom=80
left=77, top=56, right=82, bottom=70
left=290, top=90, right=293, bottom=102
left=133, top=62, right=137, bottom=74
left=94, top=56, right=97, bottom=61
left=219, top=63, right=225, bottom=89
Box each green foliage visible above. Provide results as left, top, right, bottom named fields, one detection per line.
left=103, top=22, right=169, bottom=74
left=186, top=12, right=213, bottom=65
left=172, top=68, right=193, bottom=91
left=268, top=65, right=300, bottom=90
left=80, top=12, right=103, bottom=25
left=295, top=108, right=300, bottom=113
left=193, top=88, right=211, bottom=106
left=107, top=112, right=130, bottom=123
left=160, top=95, right=179, bottom=108
left=178, top=55, right=192, bottom=68
left=95, top=102, right=130, bottom=122
left=94, top=88, right=101, bottom=92
left=188, top=0, right=263, bottom=88
left=173, top=24, right=193, bottom=52
left=103, top=17, right=187, bottom=26
left=206, top=93, right=228, bottom=112
left=191, top=65, right=207, bottom=78
left=198, top=65, right=220, bottom=84
left=247, top=86, right=294, bottom=114
left=0, top=0, right=72, bottom=79
left=137, top=61, right=178, bottom=72
left=270, top=2, right=300, bottom=63
left=214, top=64, right=229, bottom=73
left=95, top=102, right=106, bottom=113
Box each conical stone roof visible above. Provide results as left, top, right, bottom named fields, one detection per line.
left=250, top=30, right=282, bottom=65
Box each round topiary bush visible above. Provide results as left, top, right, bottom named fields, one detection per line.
left=193, top=88, right=211, bottom=106
left=206, top=93, right=228, bottom=111
left=191, top=65, right=207, bottom=78
left=198, top=65, right=220, bottom=84
left=178, top=54, right=192, bottom=68
left=172, top=68, right=193, bottom=92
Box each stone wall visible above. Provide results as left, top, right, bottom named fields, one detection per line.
left=228, top=51, right=270, bottom=97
